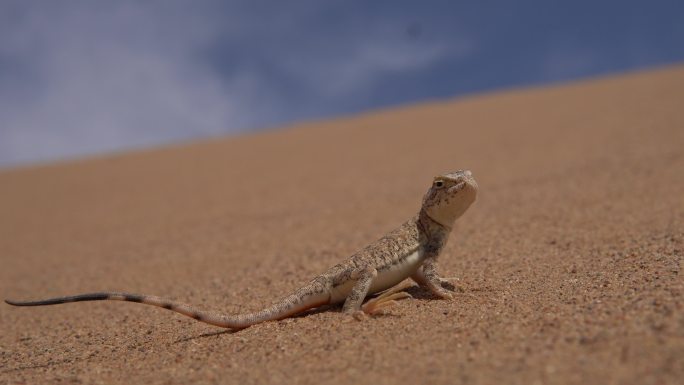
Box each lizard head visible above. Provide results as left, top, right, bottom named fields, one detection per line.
left=422, top=170, right=478, bottom=227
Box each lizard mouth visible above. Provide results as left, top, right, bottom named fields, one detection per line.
left=448, top=182, right=466, bottom=194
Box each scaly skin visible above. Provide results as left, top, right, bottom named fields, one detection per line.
left=6, top=170, right=478, bottom=329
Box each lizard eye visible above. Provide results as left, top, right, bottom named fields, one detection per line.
left=434, top=180, right=445, bottom=188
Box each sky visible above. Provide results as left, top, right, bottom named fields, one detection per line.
left=1, top=0, right=683, bottom=167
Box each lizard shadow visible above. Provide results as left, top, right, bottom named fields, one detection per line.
left=173, top=329, right=233, bottom=343
left=171, top=305, right=339, bottom=344
left=405, top=281, right=457, bottom=300
left=405, top=285, right=437, bottom=300
left=172, top=283, right=455, bottom=343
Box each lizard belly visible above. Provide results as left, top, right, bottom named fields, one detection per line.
left=370, top=249, right=424, bottom=293
left=329, top=249, right=424, bottom=303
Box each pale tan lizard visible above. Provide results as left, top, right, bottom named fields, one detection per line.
left=6, top=170, right=478, bottom=329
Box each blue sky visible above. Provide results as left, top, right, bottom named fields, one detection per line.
left=1, top=0, right=683, bottom=167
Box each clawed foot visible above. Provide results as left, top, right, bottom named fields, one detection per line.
left=427, top=280, right=455, bottom=300
left=361, top=281, right=414, bottom=316
left=438, top=276, right=459, bottom=291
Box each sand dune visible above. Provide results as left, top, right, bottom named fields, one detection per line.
left=1, top=65, right=683, bottom=384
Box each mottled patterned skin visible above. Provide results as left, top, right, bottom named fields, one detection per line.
left=6, top=170, right=478, bottom=329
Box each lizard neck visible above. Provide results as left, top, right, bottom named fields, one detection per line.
left=417, top=208, right=452, bottom=255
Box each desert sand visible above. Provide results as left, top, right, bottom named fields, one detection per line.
left=1, top=65, right=683, bottom=385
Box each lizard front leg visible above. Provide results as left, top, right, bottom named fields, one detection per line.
left=412, top=257, right=454, bottom=299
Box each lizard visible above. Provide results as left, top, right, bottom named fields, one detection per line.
left=5, top=170, right=478, bottom=330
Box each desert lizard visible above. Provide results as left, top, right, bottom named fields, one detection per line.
left=6, top=170, right=478, bottom=329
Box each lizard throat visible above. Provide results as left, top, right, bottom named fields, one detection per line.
left=419, top=208, right=453, bottom=232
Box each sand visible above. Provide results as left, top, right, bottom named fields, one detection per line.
left=1, top=65, right=683, bottom=385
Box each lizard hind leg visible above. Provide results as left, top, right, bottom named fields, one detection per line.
left=361, top=280, right=414, bottom=315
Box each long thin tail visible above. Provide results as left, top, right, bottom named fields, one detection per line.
left=5, top=288, right=329, bottom=329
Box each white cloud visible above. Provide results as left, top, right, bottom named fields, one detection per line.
left=0, top=2, right=272, bottom=165
left=283, top=39, right=453, bottom=99
left=0, top=1, right=461, bottom=166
